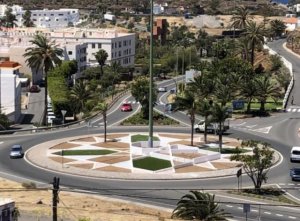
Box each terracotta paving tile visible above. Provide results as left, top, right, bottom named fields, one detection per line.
left=97, top=134, right=129, bottom=139
left=211, top=162, right=242, bottom=169
left=175, top=165, right=213, bottom=173
left=224, top=141, right=241, bottom=147
left=69, top=163, right=94, bottom=169
left=95, top=165, right=131, bottom=173
left=159, top=134, right=190, bottom=139
left=89, top=156, right=130, bottom=164
left=49, top=157, right=76, bottom=163
left=172, top=152, right=203, bottom=159
left=70, top=137, right=96, bottom=142
left=93, top=142, right=129, bottom=149
left=50, top=142, right=80, bottom=149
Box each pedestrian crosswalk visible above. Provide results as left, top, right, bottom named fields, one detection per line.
left=286, top=108, right=300, bottom=112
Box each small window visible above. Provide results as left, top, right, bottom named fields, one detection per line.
left=98, top=43, right=101, bottom=48
left=33, top=19, right=37, bottom=21
left=33, top=14, right=37, bottom=16
left=68, top=51, right=72, bottom=55
left=119, top=51, right=121, bottom=57
left=51, top=14, right=54, bottom=16
left=56, top=18, right=59, bottom=21
left=119, top=42, right=121, bottom=48
left=92, top=43, right=95, bottom=48
left=58, top=14, right=64, bottom=16
left=89, top=32, right=92, bottom=36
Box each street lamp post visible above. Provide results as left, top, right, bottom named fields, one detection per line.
left=148, top=0, right=154, bottom=148
left=61, top=110, right=67, bottom=125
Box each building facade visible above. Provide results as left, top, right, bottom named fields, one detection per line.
left=0, top=198, right=15, bottom=221
left=0, top=61, right=22, bottom=122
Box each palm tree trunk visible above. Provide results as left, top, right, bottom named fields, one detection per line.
left=219, top=122, right=222, bottom=153
left=260, top=100, right=265, bottom=113
left=204, top=116, right=208, bottom=143
left=251, top=41, right=255, bottom=66
left=190, top=114, right=195, bottom=146
left=246, top=99, right=252, bottom=113
left=44, top=71, right=48, bottom=126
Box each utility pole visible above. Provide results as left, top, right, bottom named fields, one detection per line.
left=52, top=177, right=60, bottom=221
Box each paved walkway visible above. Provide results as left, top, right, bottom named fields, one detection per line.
left=26, top=132, right=249, bottom=180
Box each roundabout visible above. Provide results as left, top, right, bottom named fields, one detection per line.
left=26, top=133, right=245, bottom=180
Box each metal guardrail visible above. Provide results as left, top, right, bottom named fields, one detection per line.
left=0, top=88, right=130, bottom=135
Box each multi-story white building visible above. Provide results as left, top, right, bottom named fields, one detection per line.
left=0, top=198, right=15, bottom=221
left=0, top=4, right=80, bottom=28
left=0, top=61, right=22, bottom=122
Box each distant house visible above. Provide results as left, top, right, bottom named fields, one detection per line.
left=284, top=17, right=298, bottom=32
left=0, top=61, right=22, bottom=122
left=0, top=198, right=15, bottom=221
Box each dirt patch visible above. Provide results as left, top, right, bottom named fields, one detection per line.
left=159, top=133, right=190, bottom=139
left=89, top=156, right=130, bottom=164
left=97, top=134, right=129, bottom=139
left=49, top=156, right=76, bottom=164
left=211, top=162, right=242, bottom=169
left=50, top=142, right=80, bottom=149
left=70, top=137, right=96, bottom=142
left=95, top=165, right=131, bottom=173
left=93, top=141, right=130, bottom=149
left=224, top=141, right=241, bottom=147
left=172, top=152, right=203, bottom=159
left=68, top=163, right=94, bottom=169
left=175, top=165, right=213, bottom=173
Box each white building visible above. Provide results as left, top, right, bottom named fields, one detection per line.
left=0, top=4, right=80, bottom=28
left=0, top=198, right=15, bottom=221
left=0, top=61, right=22, bottom=122
left=153, top=4, right=164, bottom=15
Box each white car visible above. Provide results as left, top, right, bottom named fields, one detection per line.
left=158, top=87, right=167, bottom=92
left=290, top=146, right=300, bottom=162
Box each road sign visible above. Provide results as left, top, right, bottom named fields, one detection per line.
left=237, top=168, right=242, bottom=178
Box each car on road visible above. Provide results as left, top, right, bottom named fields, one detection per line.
left=10, top=145, right=24, bottom=159
left=290, top=168, right=300, bottom=181
left=290, top=146, right=300, bottom=162
left=29, top=85, right=40, bottom=93
left=120, top=103, right=132, bottom=112
left=157, top=87, right=167, bottom=92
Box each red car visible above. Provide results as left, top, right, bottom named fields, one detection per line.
left=29, top=85, right=40, bottom=93
left=120, top=103, right=132, bottom=112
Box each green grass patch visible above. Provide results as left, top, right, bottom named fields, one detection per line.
left=228, top=188, right=299, bottom=205
left=133, top=157, right=172, bottom=171
left=202, top=147, right=250, bottom=154
left=54, top=149, right=116, bottom=156
left=120, top=111, right=179, bottom=126
left=131, top=134, right=160, bottom=142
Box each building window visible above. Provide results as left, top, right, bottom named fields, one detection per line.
left=92, top=43, right=95, bottom=48
left=98, top=43, right=101, bottom=48
left=119, top=42, right=121, bottom=48
left=119, top=51, right=121, bottom=57
left=129, top=40, right=131, bottom=45
left=58, top=14, right=64, bottom=16
left=56, top=19, right=59, bottom=21
left=89, top=32, right=92, bottom=36
left=112, top=44, right=114, bottom=49
left=68, top=51, right=72, bottom=55
left=123, top=40, right=127, bottom=46
left=115, top=42, right=117, bottom=48
left=33, top=14, right=37, bottom=16
left=129, top=49, right=131, bottom=54
left=51, top=14, right=54, bottom=16
left=33, top=19, right=37, bottom=21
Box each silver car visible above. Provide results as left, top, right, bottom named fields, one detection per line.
left=10, top=145, right=24, bottom=159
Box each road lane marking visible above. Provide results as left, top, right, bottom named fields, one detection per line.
left=276, top=214, right=283, bottom=217
left=226, top=205, right=233, bottom=208
left=237, top=207, right=242, bottom=210
left=288, top=216, right=296, bottom=219
left=264, top=212, right=271, bottom=215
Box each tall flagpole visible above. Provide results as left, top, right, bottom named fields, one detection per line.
left=148, top=0, right=154, bottom=147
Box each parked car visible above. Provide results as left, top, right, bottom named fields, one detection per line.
left=194, top=120, right=229, bottom=134
left=120, top=103, right=132, bottom=112
left=10, top=144, right=24, bottom=159
left=29, top=85, right=40, bottom=93
left=157, top=87, right=167, bottom=92
left=290, top=168, right=300, bottom=181
left=290, top=146, right=300, bottom=162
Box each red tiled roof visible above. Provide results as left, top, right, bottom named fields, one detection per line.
left=0, top=61, right=20, bottom=68
left=284, top=17, right=298, bottom=24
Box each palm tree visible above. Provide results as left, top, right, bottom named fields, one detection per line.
left=239, top=78, right=258, bottom=113
left=255, top=74, right=280, bottom=114
left=269, top=19, right=286, bottom=38
left=244, top=21, right=265, bottom=66
left=93, top=102, right=109, bottom=142
left=211, top=103, right=230, bottom=153
left=235, top=36, right=250, bottom=61
left=174, top=90, right=198, bottom=146
left=70, top=80, right=91, bottom=114
left=94, top=49, right=108, bottom=79
left=172, top=190, right=230, bottom=220
left=22, top=10, right=34, bottom=27
left=24, top=34, right=63, bottom=125
left=230, top=5, right=252, bottom=30
left=198, top=99, right=213, bottom=144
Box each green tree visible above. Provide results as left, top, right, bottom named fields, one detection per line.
left=239, top=78, right=258, bottom=113
left=211, top=103, right=229, bottom=153
left=0, top=111, right=10, bottom=130
left=174, top=90, right=198, bottom=146
left=230, top=140, right=274, bottom=193
left=131, top=76, right=157, bottom=119
left=255, top=74, right=280, bottom=114
left=12, top=207, right=20, bottom=221
left=70, top=80, right=91, bottom=114
left=24, top=34, right=63, bottom=125
left=94, top=49, right=108, bottom=79
left=231, top=6, right=252, bottom=30
left=2, top=7, right=17, bottom=28
left=172, top=190, right=229, bottom=220
left=197, top=99, right=213, bottom=144
left=269, top=19, right=286, bottom=38
left=22, top=10, right=34, bottom=27
left=244, top=21, right=265, bottom=66
left=93, top=102, right=109, bottom=142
